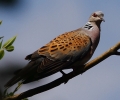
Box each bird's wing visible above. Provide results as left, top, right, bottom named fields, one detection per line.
left=38, top=29, right=91, bottom=62
left=36, top=28, right=92, bottom=74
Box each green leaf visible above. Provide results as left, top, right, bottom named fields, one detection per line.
left=6, top=45, right=14, bottom=52
left=0, top=49, right=4, bottom=60
left=2, top=36, right=17, bottom=48
left=0, top=39, right=3, bottom=49
left=0, top=20, right=2, bottom=25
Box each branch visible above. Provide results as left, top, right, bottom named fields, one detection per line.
left=4, top=42, right=120, bottom=100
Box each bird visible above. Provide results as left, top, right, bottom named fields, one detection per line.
left=5, top=11, right=105, bottom=88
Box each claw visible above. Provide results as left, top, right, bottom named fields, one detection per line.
left=60, top=70, right=69, bottom=84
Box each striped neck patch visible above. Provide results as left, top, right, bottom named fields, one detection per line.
left=84, top=22, right=93, bottom=30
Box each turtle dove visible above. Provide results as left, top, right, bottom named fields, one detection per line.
left=5, top=11, right=104, bottom=88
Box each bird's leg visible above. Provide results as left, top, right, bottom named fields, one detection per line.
left=60, top=70, right=69, bottom=84
left=60, top=70, right=66, bottom=75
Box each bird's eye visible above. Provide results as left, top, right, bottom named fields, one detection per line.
left=92, top=13, right=98, bottom=17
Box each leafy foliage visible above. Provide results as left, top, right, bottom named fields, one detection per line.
left=0, top=36, right=17, bottom=60
left=0, top=21, right=28, bottom=100
left=0, top=21, right=17, bottom=60
left=2, top=36, right=17, bottom=49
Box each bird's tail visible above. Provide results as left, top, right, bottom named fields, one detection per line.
left=4, top=60, right=38, bottom=88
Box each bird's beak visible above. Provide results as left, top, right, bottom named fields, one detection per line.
left=100, top=17, right=105, bottom=22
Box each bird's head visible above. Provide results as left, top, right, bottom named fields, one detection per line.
left=89, top=11, right=105, bottom=23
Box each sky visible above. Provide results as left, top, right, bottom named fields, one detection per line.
left=0, top=0, right=120, bottom=100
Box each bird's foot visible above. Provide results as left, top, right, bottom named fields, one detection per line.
left=60, top=70, right=69, bottom=84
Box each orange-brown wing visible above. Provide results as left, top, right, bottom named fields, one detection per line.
left=38, top=28, right=91, bottom=62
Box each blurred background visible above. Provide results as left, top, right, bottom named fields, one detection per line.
left=0, top=0, right=120, bottom=100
